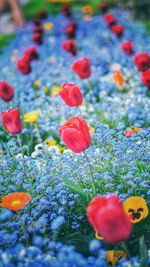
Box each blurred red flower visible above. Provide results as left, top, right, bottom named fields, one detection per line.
left=59, top=117, right=91, bottom=153
left=87, top=195, right=132, bottom=244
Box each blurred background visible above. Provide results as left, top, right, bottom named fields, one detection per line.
left=0, top=0, right=150, bottom=48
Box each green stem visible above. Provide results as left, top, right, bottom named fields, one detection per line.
left=77, top=106, right=82, bottom=116
left=34, top=123, right=42, bottom=143
left=121, top=242, right=131, bottom=258
left=18, top=211, right=29, bottom=246
left=16, top=135, right=24, bottom=157
left=83, top=150, right=96, bottom=196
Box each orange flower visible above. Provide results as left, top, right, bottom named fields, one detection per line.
left=113, top=70, right=125, bottom=88
left=124, top=128, right=142, bottom=137
left=0, top=192, right=31, bottom=211
left=82, top=5, right=93, bottom=15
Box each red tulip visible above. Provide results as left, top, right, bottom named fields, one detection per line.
left=71, top=57, right=91, bottom=79
left=1, top=109, right=22, bottom=135
left=134, top=52, right=150, bottom=72
left=61, top=3, right=71, bottom=17
left=87, top=195, right=132, bottom=244
left=111, top=24, right=124, bottom=37
left=24, top=47, right=39, bottom=62
left=17, top=57, right=31, bottom=75
left=0, top=81, right=14, bottom=102
left=68, top=21, right=77, bottom=30
left=99, top=2, right=109, bottom=12
left=34, top=18, right=41, bottom=26
left=141, top=69, right=150, bottom=89
left=103, top=12, right=116, bottom=27
left=38, top=10, right=48, bottom=19
left=120, top=41, right=133, bottom=55
left=58, top=117, right=91, bottom=153
left=32, top=33, right=43, bottom=45
left=33, top=25, right=44, bottom=35
left=62, top=40, right=77, bottom=56
left=65, top=26, right=76, bottom=39
left=59, top=83, right=83, bottom=106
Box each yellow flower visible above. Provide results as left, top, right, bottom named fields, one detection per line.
left=24, top=111, right=39, bottom=123
left=56, top=144, right=65, bottom=153
left=113, top=71, right=125, bottom=88
left=45, top=139, right=57, bottom=147
left=45, top=139, right=65, bottom=153
left=43, top=86, right=49, bottom=93
left=0, top=149, right=3, bottom=154
left=106, top=250, right=127, bottom=266
left=50, top=86, right=61, bottom=97
left=123, top=196, right=148, bottom=223
left=34, top=80, right=40, bottom=87
left=44, top=22, right=53, bottom=31
left=95, top=231, right=104, bottom=240
left=89, top=126, right=95, bottom=134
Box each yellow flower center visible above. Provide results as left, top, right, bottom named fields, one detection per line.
left=11, top=200, right=22, bottom=209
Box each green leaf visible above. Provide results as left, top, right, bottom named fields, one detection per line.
left=139, top=236, right=148, bottom=267
left=62, top=178, right=91, bottom=207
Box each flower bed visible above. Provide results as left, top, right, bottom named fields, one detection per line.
left=0, top=3, right=150, bottom=267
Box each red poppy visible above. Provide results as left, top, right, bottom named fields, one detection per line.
left=24, top=47, right=39, bottom=62
left=103, top=12, right=116, bottom=27
left=71, top=57, right=91, bottom=79
left=0, top=192, right=31, bottom=211
left=134, top=52, right=150, bottom=72
left=111, top=24, right=124, bottom=37
left=59, top=83, right=83, bottom=106
left=58, top=117, right=91, bottom=153
left=0, top=81, right=14, bottom=102
left=1, top=108, right=22, bottom=135
left=141, top=69, right=150, bottom=89
left=120, top=41, right=133, bottom=55
left=87, top=195, right=132, bottom=244
left=62, top=40, right=77, bottom=56
left=17, top=57, right=31, bottom=75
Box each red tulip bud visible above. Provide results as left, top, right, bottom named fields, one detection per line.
left=0, top=81, right=14, bottom=102
left=59, top=117, right=91, bottom=153
left=59, top=83, right=83, bottom=106
left=1, top=109, right=23, bottom=135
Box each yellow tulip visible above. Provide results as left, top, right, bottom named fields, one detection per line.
left=24, top=111, right=39, bottom=123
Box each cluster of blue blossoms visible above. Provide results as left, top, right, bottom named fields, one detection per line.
left=0, top=5, right=150, bottom=267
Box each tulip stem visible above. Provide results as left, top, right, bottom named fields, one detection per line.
left=16, top=134, right=24, bottom=155
left=77, top=106, right=82, bottom=116
left=83, top=150, right=96, bottom=196
left=34, top=123, right=42, bottom=143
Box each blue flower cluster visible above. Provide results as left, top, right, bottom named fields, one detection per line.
left=0, top=5, right=150, bottom=267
